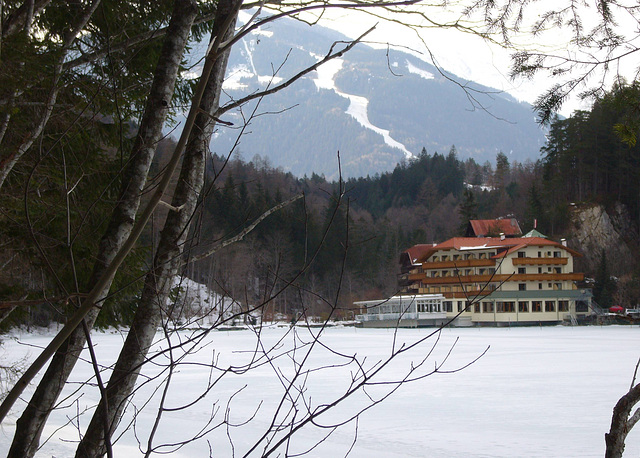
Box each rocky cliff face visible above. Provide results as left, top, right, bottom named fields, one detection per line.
left=569, top=203, right=638, bottom=275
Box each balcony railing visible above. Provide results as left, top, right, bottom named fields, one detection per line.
left=421, top=259, right=495, bottom=269
left=418, top=272, right=583, bottom=285
left=512, top=257, right=569, bottom=266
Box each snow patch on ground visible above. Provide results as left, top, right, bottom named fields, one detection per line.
left=224, top=64, right=253, bottom=90
left=253, top=28, right=274, bottom=38
left=222, top=36, right=283, bottom=91
left=465, top=182, right=495, bottom=192
left=171, top=276, right=244, bottom=326
left=313, top=58, right=414, bottom=159
left=406, top=59, right=434, bottom=80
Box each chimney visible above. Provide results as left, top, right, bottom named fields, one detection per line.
left=500, top=232, right=505, bottom=241
left=561, top=238, right=567, bottom=247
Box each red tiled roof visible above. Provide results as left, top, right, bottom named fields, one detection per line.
left=469, top=219, right=522, bottom=237
left=402, top=236, right=582, bottom=262
left=402, top=244, right=436, bottom=265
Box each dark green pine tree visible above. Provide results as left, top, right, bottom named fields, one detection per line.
left=525, top=183, right=545, bottom=233
left=593, top=250, right=617, bottom=309
left=458, top=188, right=478, bottom=236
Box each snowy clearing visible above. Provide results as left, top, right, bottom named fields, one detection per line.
left=406, top=60, right=434, bottom=80
left=1, top=325, right=638, bottom=457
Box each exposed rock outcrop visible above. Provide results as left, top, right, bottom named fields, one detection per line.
left=569, top=203, right=638, bottom=275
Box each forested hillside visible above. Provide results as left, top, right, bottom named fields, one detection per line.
left=209, top=12, right=547, bottom=179
left=3, top=78, right=640, bottom=328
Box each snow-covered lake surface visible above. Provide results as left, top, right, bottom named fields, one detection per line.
left=1, top=325, right=639, bottom=457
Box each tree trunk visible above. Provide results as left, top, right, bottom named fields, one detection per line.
left=7, top=2, right=198, bottom=456
left=605, top=383, right=640, bottom=458
left=74, top=2, right=240, bottom=456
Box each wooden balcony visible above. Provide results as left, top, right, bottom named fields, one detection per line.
left=421, top=259, right=495, bottom=269
left=418, top=272, right=583, bottom=285
left=418, top=288, right=492, bottom=298
left=512, top=257, right=568, bottom=266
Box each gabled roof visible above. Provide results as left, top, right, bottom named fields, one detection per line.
left=467, top=219, right=522, bottom=237
left=402, top=236, right=582, bottom=264
left=401, top=244, right=437, bottom=266
left=522, top=229, right=547, bottom=238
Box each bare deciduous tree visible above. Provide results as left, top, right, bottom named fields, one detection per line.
left=605, top=360, right=640, bottom=458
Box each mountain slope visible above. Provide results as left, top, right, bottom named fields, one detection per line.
left=210, top=13, right=546, bottom=179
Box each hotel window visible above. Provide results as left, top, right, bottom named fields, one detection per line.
left=444, top=301, right=453, bottom=312
left=457, top=302, right=464, bottom=312
left=479, top=268, right=486, bottom=275
left=518, top=251, right=525, bottom=258
left=554, top=267, right=562, bottom=274
left=558, top=301, right=569, bottom=312
left=497, top=302, right=515, bottom=313
left=532, top=301, right=542, bottom=312
left=518, top=301, right=529, bottom=313
left=554, top=251, right=561, bottom=257
left=538, top=267, right=542, bottom=274
left=576, top=301, right=588, bottom=312
left=518, top=267, right=526, bottom=274
left=442, top=255, right=449, bottom=261
left=554, top=283, right=562, bottom=290
left=538, top=251, right=542, bottom=257
left=483, top=302, right=494, bottom=313
left=474, top=303, right=481, bottom=313
left=538, top=283, right=543, bottom=290
left=545, top=301, right=556, bottom=312
left=519, top=283, right=526, bottom=291
left=453, top=254, right=460, bottom=260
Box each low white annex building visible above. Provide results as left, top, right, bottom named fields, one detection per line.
left=355, top=294, right=447, bottom=328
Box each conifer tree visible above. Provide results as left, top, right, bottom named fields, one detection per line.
left=458, top=188, right=478, bottom=235
left=594, top=249, right=616, bottom=309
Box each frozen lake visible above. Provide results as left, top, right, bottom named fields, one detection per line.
left=1, top=325, right=639, bottom=457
